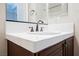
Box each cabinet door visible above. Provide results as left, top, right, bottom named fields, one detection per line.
left=65, top=37, right=74, bottom=56
left=48, top=47, right=63, bottom=56
left=7, top=40, right=34, bottom=56
left=37, top=41, right=64, bottom=56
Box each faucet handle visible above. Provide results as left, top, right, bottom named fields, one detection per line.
left=29, top=27, right=34, bottom=32
left=40, top=27, right=44, bottom=32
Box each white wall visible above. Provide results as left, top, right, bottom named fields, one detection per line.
left=0, top=3, right=7, bottom=56
left=69, top=3, right=79, bottom=56
left=48, top=3, right=79, bottom=56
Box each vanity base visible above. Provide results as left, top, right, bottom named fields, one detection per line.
left=7, top=36, right=74, bottom=56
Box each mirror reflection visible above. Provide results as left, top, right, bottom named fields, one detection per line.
left=6, top=3, right=68, bottom=24
left=6, top=3, right=17, bottom=21
left=28, top=3, right=48, bottom=24
left=48, top=3, right=68, bottom=18
left=6, top=3, right=28, bottom=22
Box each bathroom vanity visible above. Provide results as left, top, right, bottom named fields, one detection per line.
left=6, top=32, right=74, bottom=56
left=6, top=3, right=73, bottom=56
left=7, top=36, right=74, bottom=56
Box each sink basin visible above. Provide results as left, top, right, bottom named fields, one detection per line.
left=28, top=32, right=60, bottom=35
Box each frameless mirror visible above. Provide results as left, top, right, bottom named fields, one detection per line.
left=28, top=3, right=48, bottom=24
left=48, top=3, right=68, bottom=18
left=28, top=3, right=68, bottom=23
left=6, top=3, right=28, bottom=22
left=6, top=3, right=68, bottom=24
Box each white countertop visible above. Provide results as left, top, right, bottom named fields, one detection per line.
left=6, top=32, right=73, bottom=53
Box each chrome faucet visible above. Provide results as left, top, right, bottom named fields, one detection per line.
left=36, top=20, right=44, bottom=32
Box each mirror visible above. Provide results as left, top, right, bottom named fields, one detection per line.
left=48, top=3, right=68, bottom=18
left=6, top=3, right=68, bottom=24
left=6, top=3, right=28, bottom=22
left=28, top=3, right=48, bottom=24
left=28, top=3, right=68, bottom=23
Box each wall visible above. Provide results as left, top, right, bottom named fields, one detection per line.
left=0, top=3, right=7, bottom=56
left=48, top=3, right=79, bottom=56
left=69, top=3, right=79, bottom=56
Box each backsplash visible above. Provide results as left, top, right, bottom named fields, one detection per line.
left=6, top=21, right=30, bottom=33
left=6, top=21, right=46, bottom=33
left=45, top=23, right=74, bottom=33
left=6, top=21, right=74, bottom=33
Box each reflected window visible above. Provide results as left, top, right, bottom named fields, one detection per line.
left=6, top=3, right=17, bottom=20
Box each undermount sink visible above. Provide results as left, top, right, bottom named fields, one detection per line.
left=28, top=32, right=60, bottom=35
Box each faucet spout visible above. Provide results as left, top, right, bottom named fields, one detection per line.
left=36, top=24, right=39, bottom=31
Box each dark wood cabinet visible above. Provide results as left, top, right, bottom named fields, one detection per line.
left=36, top=41, right=64, bottom=56
left=7, top=40, right=35, bottom=56
left=7, top=36, right=74, bottom=56
left=65, top=37, right=74, bottom=56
